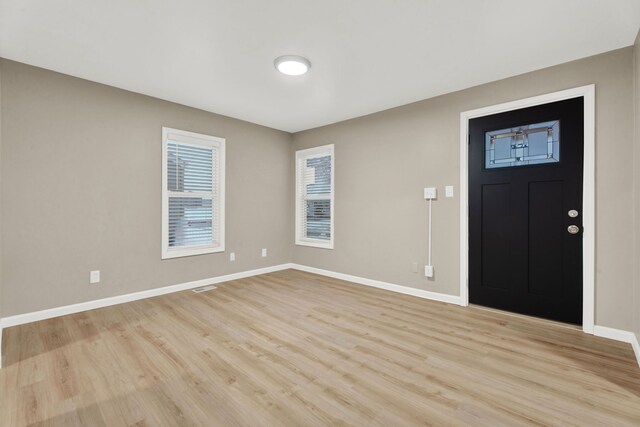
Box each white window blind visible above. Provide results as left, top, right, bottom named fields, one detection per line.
left=295, top=144, right=334, bottom=249
left=162, top=128, right=225, bottom=259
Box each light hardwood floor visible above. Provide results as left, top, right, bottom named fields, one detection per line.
left=1, top=269, right=639, bottom=426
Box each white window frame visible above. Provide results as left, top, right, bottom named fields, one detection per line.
left=295, top=144, right=334, bottom=249
left=162, top=127, right=225, bottom=259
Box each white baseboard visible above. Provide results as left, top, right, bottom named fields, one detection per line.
left=290, top=263, right=463, bottom=306
left=292, top=264, right=640, bottom=367
left=0, top=263, right=294, bottom=367
left=0, top=262, right=454, bottom=369
left=0, top=326, right=3, bottom=370
left=593, top=325, right=640, bottom=367
left=2, top=263, right=638, bottom=370
left=0, top=263, right=293, bottom=330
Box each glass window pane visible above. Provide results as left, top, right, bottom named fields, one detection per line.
left=306, top=155, right=331, bottom=195
left=305, top=199, right=331, bottom=240
left=485, top=120, right=560, bottom=169
left=168, top=196, right=214, bottom=248
left=167, top=142, right=214, bottom=192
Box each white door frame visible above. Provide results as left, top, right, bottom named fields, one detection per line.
left=459, top=85, right=596, bottom=334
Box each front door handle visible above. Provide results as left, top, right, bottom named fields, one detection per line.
left=567, top=225, right=580, bottom=234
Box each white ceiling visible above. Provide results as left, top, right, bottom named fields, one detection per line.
left=1, top=1, right=639, bottom=132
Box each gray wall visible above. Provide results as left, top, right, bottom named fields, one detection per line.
left=0, top=59, right=292, bottom=317
left=1, top=46, right=638, bottom=332
left=634, top=32, right=640, bottom=342
left=293, top=47, right=636, bottom=331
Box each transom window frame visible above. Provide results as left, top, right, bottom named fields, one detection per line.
left=295, top=144, right=335, bottom=250
left=161, top=127, right=226, bottom=259
left=484, top=120, right=561, bottom=170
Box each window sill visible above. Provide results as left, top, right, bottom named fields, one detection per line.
left=162, top=245, right=224, bottom=259
left=295, top=240, right=334, bottom=250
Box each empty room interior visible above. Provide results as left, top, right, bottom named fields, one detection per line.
left=2, top=1, right=640, bottom=425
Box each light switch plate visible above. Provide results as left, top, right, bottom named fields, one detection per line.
left=90, top=270, right=100, bottom=284
left=261, top=248, right=267, bottom=257
left=230, top=252, right=236, bottom=261
left=445, top=185, right=454, bottom=198
left=424, top=187, right=437, bottom=200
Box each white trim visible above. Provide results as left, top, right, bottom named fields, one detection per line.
left=459, top=85, right=596, bottom=333
left=295, top=239, right=334, bottom=249
left=2, top=265, right=637, bottom=369
left=0, top=325, right=3, bottom=369
left=294, top=263, right=638, bottom=367
left=593, top=325, right=637, bottom=342
left=0, top=264, right=292, bottom=330
left=593, top=326, right=640, bottom=367
left=161, top=127, right=226, bottom=259
left=295, top=144, right=335, bottom=250
left=290, top=264, right=463, bottom=305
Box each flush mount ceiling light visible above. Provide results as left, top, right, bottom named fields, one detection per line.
left=274, top=55, right=311, bottom=76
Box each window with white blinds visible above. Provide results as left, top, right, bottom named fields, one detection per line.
left=162, top=127, right=225, bottom=259
left=295, top=144, right=334, bottom=249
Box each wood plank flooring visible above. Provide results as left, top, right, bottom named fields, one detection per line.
left=1, top=269, right=639, bottom=426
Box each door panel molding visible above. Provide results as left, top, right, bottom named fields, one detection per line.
left=460, top=85, right=595, bottom=333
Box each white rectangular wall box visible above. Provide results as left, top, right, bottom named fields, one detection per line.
left=445, top=186, right=454, bottom=198
left=424, top=187, right=437, bottom=200
left=90, top=271, right=100, bottom=284
left=425, top=265, right=434, bottom=278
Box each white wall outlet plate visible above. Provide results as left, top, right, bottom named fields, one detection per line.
left=261, top=248, right=267, bottom=257
left=424, top=265, right=434, bottom=278
left=230, top=252, right=236, bottom=261
left=424, top=187, right=437, bottom=200
left=445, top=185, right=454, bottom=198
left=90, top=270, right=100, bottom=284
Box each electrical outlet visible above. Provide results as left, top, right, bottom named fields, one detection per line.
left=411, top=262, right=419, bottom=273
left=424, top=265, right=434, bottom=278
left=261, top=248, right=267, bottom=257
left=230, top=252, right=236, bottom=261
left=90, top=270, right=100, bottom=284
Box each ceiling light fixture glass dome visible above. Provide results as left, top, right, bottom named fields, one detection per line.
left=274, top=55, right=311, bottom=76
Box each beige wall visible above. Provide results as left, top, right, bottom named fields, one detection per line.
left=634, top=32, right=640, bottom=341
left=1, top=46, right=638, bottom=332
left=293, top=47, right=636, bottom=330
left=0, top=59, right=292, bottom=317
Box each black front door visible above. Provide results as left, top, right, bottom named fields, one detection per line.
left=469, top=97, right=584, bottom=325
